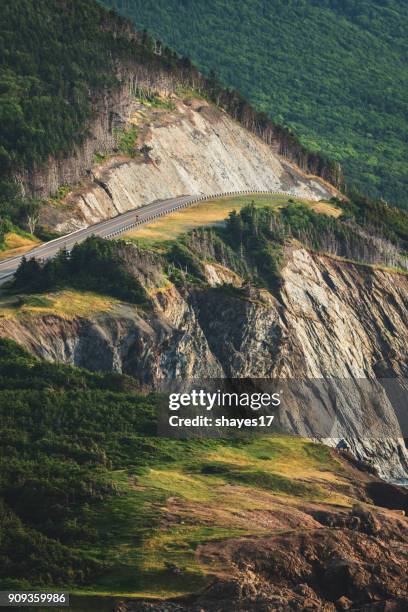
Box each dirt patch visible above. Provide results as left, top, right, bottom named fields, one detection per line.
left=164, top=491, right=323, bottom=534
left=193, top=511, right=408, bottom=610
left=118, top=480, right=408, bottom=611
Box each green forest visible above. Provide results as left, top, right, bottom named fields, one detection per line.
left=0, top=0, right=162, bottom=228
left=13, top=237, right=148, bottom=304
left=0, top=338, right=155, bottom=587
left=100, top=0, right=408, bottom=210
left=0, top=338, right=340, bottom=596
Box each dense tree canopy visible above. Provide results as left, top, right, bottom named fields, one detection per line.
left=0, top=338, right=157, bottom=587
left=0, top=0, right=136, bottom=173
left=0, top=0, right=154, bottom=225
left=13, top=236, right=148, bottom=304
left=101, top=0, right=408, bottom=209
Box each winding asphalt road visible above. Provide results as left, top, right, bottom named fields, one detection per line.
left=0, top=190, right=291, bottom=285
left=0, top=194, right=196, bottom=285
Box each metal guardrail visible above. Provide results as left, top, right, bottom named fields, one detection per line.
left=104, top=190, right=292, bottom=239
left=0, top=190, right=293, bottom=284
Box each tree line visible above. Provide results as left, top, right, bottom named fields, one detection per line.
left=1, top=0, right=343, bottom=241
left=13, top=236, right=148, bottom=304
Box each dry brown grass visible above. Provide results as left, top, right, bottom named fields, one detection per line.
left=0, top=290, right=118, bottom=320
left=124, top=194, right=341, bottom=246
left=0, top=232, right=41, bottom=260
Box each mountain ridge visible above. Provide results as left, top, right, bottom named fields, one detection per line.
left=99, top=0, right=408, bottom=209
left=0, top=0, right=341, bottom=240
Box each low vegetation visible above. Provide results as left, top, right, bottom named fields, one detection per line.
left=49, top=185, right=71, bottom=204
left=12, top=237, right=148, bottom=305
left=113, top=125, right=139, bottom=157
left=134, top=87, right=176, bottom=110
left=0, top=225, right=40, bottom=260
left=0, top=338, right=349, bottom=596
left=124, top=194, right=341, bottom=247
left=0, top=290, right=118, bottom=320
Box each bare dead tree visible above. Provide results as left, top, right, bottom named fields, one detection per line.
left=27, top=212, right=40, bottom=235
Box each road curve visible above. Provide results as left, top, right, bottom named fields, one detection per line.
left=0, top=190, right=292, bottom=285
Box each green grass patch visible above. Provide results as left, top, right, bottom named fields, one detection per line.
left=134, top=88, right=176, bottom=110
left=49, top=185, right=71, bottom=203
left=16, top=295, right=54, bottom=308
left=114, top=126, right=139, bottom=157
left=222, top=468, right=323, bottom=499
left=93, top=152, right=108, bottom=164
left=0, top=339, right=349, bottom=598
left=0, top=289, right=119, bottom=320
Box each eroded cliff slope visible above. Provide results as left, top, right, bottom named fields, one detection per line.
left=40, top=96, right=338, bottom=233
left=1, top=243, right=407, bottom=478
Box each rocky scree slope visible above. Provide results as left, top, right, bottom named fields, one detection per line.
left=40, top=95, right=338, bottom=234
left=1, top=243, right=407, bottom=480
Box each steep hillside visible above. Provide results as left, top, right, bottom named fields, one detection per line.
left=102, top=0, right=408, bottom=209
left=2, top=2, right=407, bottom=606
left=2, top=218, right=408, bottom=479
left=41, top=95, right=337, bottom=233
left=1, top=0, right=341, bottom=239
left=1, top=338, right=408, bottom=608
left=0, top=0, right=136, bottom=226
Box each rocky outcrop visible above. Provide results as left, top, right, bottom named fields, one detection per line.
left=104, top=466, right=408, bottom=612
left=39, top=97, right=338, bottom=233
left=191, top=509, right=408, bottom=611
left=0, top=245, right=407, bottom=479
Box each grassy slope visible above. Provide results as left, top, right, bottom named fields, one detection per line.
left=0, top=290, right=118, bottom=319
left=0, top=337, right=356, bottom=599
left=0, top=231, right=40, bottom=260
left=74, top=436, right=348, bottom=598
left=100, top=0, right=408, bottom=209
left=124, top=194, right=341, bottom=247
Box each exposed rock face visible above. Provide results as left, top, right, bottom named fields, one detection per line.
left=105, top=479, right=408, bottom=611
left=191, top=508, right=408, bottom=611
left=0, top=247, right=407, bottom=478
left=39, top=98, right=337, bottom=233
